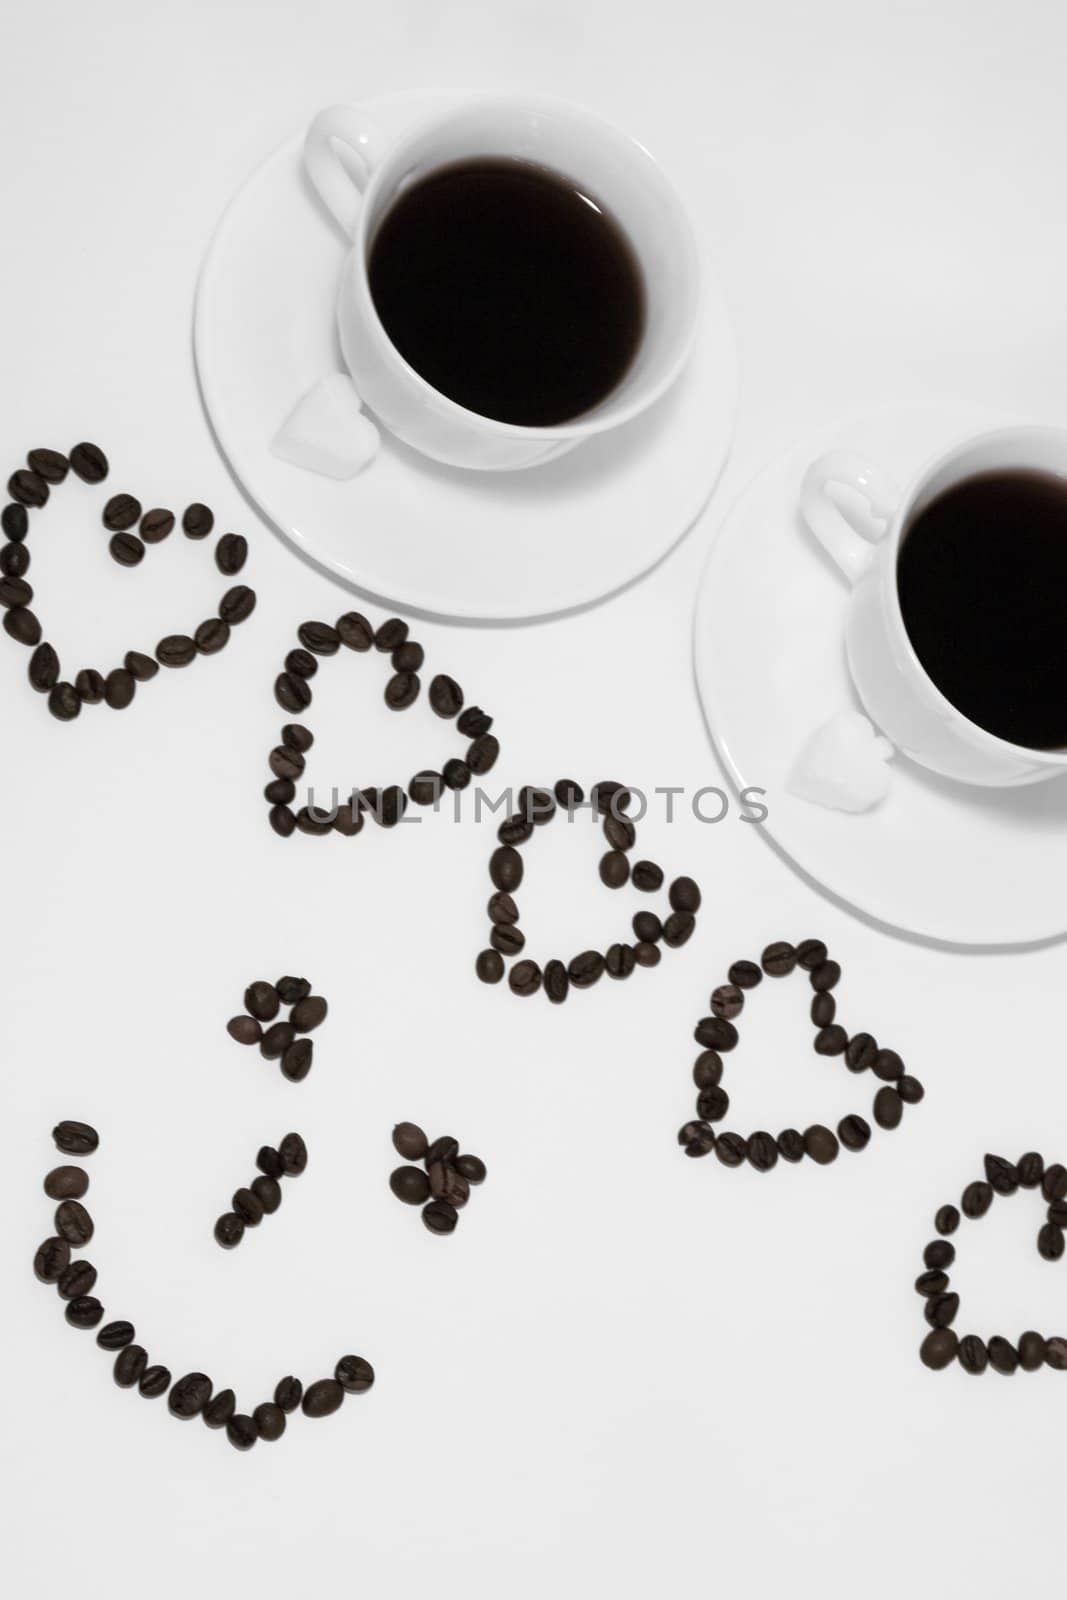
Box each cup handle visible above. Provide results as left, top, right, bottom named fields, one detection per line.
left=303, top=104, right=386, bottom=241
left=799, top=451, right=901, bottom=585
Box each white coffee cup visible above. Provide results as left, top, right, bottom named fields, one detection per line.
left=800, top=426, right=1067, bottom=788
left=303, top=97, right=701, bottom=471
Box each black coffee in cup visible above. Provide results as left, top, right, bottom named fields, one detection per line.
left=367, top=158, right=645, bottom=428
left=897, top=469, right=1067, bottom=749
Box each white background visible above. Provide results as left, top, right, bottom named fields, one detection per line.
left=3, top=1, right=1067, bottom=1595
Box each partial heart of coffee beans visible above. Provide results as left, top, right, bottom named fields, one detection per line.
left=264, top=613, right=499, bottom=839
left=214, top=1134, right=307, bottom=1250
left=2, top=444, right=255, bottom=720
left=389, top=1121, right=487, bottom=1236
left=226, top=976, right=327, bottom=1082
left=475, top=779, right=701, bottom=999
left=918, top=1152, right=1067, bottom=1376
left=33, top=1122, right=372, bottom=1447
left=677, top=939, right=924, bottom=1169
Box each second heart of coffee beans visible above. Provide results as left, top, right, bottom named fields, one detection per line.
left=389, top=1121, right=486, bottom=1235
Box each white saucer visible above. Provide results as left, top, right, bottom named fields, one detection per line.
left=694, top=405, right=1067, bottom=948
left=194, top=90, right=738, bottom=623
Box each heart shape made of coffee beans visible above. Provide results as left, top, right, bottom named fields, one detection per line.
left=2, top=443, right=256, bottom=720
left=917, top=1153, right=1067, bottom=1375
left=264, top=612, right=499, bottom=838
left=474, top=779, right=702, bottom=999
left=677, top=938, right=925, bottom=1168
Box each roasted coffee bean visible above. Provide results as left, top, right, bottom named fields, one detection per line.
left=390, top=1165, right=431, bottom=1205
left=961, top=1181, right=993, bottom=1219
left=634, top=941, right=661, bottom=967
left=443, top=758, right=471, bottom=789
left=66, top=1295, right=104, bottom=1329
left=1042, top=1163, right=1067, bottom=1203
left=814, top=1025, right=849, bottom=1056
left=958, top=1335, right=988, bottom=1375
left=714, top=1132, right=748, bottom=1168
left=777, top=1128, right=805, bottom=1163
left=204, top=1389, right=236, bottom=1428
left=795, top=938, right=828, bottom=970
left=179, top=502, right=214, bottom=538
left=915, top=1269, right=949, bottom=1298
left=274, top=672, right=310, bottom=713
left=103, top=493, right=141, bottom=531
left=261, top=1022, right=296, bottom=1059
left=124, top=650, right=159, bottom=681
left=333, top=802, right=362, bottom=836
left=251, top=1175, right=282, bottom=1214
left=27, top=447, right=69, bottom=483
left=488, top=890, right=520, bottom=926
left=728, top=959, right=762, bottom=990
left=809, top=959, right=841, bottom=991
left=244, top=980, right=280, bottom=1022
left=508, top=959, right=542, bottom=997
left=9, top=468, right=49, bottom=506
left=302, top=1378, right=345, bottom=1417
left=809, top=994, right=836, bottom=1029
left=1018, top=1330, right=1046, bottom=1370
left=429, top=1163, right=470, bottom=1207
left=592, top=781, right=631, bottom=816
left=422, top=1199, right=459, bottom=1235
left=803, top=1124, right=839, bottom=1165
left=429, top=673, right=463, bottom=717
left=0, top=541, right=29, bottom=576
left=53, top=1120, right=98, bottom=1155
left=761, top=942, right=797, bottom=977
left=409, top=770, right=443, bottom=806
left=2, top=502, right=28, bottom=540
left=281, top=1038, right=313, bottom=1082
left=476, top=948, right=505, bottom=984
left=1049, top=1201, right=1067, bottom=1227
left=140, top=507, right=174, bottom=543
left=897, top=1075, right=924, bottom=1104
left=598, top=850, right=629, bottom=889
left=57, top=1260, right=97, bottom=1300
left=219, top=584, right=256, bottom=624
left=1017, top=1151, right=1045, bottom=1189
left=394, top=1122, right=431, bottom=1162
left=227, top=1014, right=262, bottom=1046
left=69, top=442, right=109, bottom=483
left=491, top=924, right=525, bottom=957
left=1038, top=1222, right=1065, bottom=1262
left=97, top=1321, right=135, bottom=1351
left=109, top=531, right=144, bottom=567
left=335, top=1355, right=374, bottom=1393
left=48, top=680, right=81, bottom=720
left=253, top=1402, right=286, bottom=1441
left=678, top=1119, right=715, bottom=1157
left=693, top=1050, right=723, bottom=1089
left=291, top=994, right=327, bottom=1032
left=277, top=975, right=311, bottom=1005
left=425, top=1135, right=460, bottom=1167
left=468, top=733, right=500, bottom=775
left=920, top=1328, right=959, bottom=1370
left=34, top=1237, right=70, bottom=1282
left=935, top=1204, right=960, bottom=1237
left=603, top=813, right=636, bottom=853
left=631, top=860, right=664, bottom=893
left=988, top=1336, right=1019, bottom=1375
left=838, top=1114, right=871, bottom=1151
left=279, top=1131, right=308, bottom=1175
left=156, top=633, right=196, bottom=668
left=569, top=950, right=605, bottom=989
left=662, top=911, right=695, bottom=948
left=227, top=1413, right=258, bottom=1450
left=215, top=1213, right=245, bottom=1249
left=375, top=785, right=408, bottom=827
left=269, top=744, right=304, bottom=781
left=844, top=1033, right=877, bottom=1072
left=455, top=1154, right=487, bottom=1185
left=385, top=670, right=420, bottom=709
left=44, top=1165, right=88, bottom=1201
left=498, top=814, right=533, bottom=847
left=605, top=943, right=636, bottom=979
left=872, top=1049, right=904, bottom=1082
left=924, top=1240, right=955, bottom=1270
left=0, top=573, right=32, bottom=608
left=6, top=606, right=42, bottom=645
left=696, top=1085, right=729, bottom=1122
left=285, top=648, right=318, bottom=681
left=114, top=1344, right=148, bottom=1388
left=104, top=668, right=135, bottom=709
left=195, top=617, right=230, bottom=655
left=257, top=1146, right=284, bottom=1180
left=274, top=1376, right=303, bottom=1413
left=169, top=1373, right=213, bottom=1419
left=29, top=643, right=59, bottom=693
left=338, top=611, right=374, bottom=650
left=233, top=1188, right=264, bottom=1226
left=925, top=1292, right=960, bottom=1329
left=747, top=1131, right=778, bottom=1172
left=544, top=959, right=569, bottom=1003
left=668, top=876, right=701, bottom=914
left=490, top=846, right=523, bottom=892
left=1044, top=1337, right=1067, bottom=1370
left=214, top=531, right=247, bottom=574
left=632, top=911, right=662, bottom=944
left=873, top=1086, right=903, bottom=1130
left=392, top=639, right=424, bottom=672
left=695, top=1017, right=738, bottom=1052
left=984, top=1153, right=1019, bottom=1195
left=74, top=669, right=104, bottom=704
left=459, top=706, right=493, bottom=738
left=707, top=983, right=744, bottom=1023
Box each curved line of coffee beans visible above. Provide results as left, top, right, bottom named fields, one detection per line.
left=918, top=1152, right=1067, bottom=1375
left=389, top=1120, right=488, bottom=1235
left=475, top=779, right=702, bottom=1000
left=214, top=1134, right=308, bottom=1250
left=226, top=974, right=328, bottom=1081
left=34, top=1121, right=374, bottom=1450
left=266, top=612, right=499, bottom=838
left=677, top=938, right=925, bottom=1168
left=2, top=443, right=256, bottom=720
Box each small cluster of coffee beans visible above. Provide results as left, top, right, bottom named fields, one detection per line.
left=677, top=939, right=925, bottom=1168
left=389, top=1122, right=487, bottom=1236
left=227, top=976, right=327, bottom=1081
left=919, top=1153, right=1067, bottom=1374
left=266, top=613, right=499, bottom=838
left=214, top=1134, right=308, bottom=1249
left=475, top=779, right=701, bottom=999
left=34, top=1122, right=372, bottom=1447
left=2, top=443, right=255, bottom=719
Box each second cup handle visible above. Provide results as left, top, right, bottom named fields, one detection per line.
left=799, top=451, right=901, bottom=584
left=304, top=104, right=385, bottom=241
